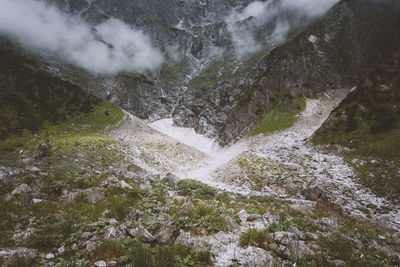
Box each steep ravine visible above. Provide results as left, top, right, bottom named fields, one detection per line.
left=134, top=89, right=400, bottom=231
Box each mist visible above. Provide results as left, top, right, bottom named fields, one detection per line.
left=0, top=0, right=164, bottom=74
left=226, top=0, right=339, bottom=57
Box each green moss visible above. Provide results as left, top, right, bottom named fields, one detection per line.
left=252, top=97, right=306, bottom=135
left=118, top=70, right=154, bottom=85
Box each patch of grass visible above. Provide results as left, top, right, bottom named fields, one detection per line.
left=91, top=240, right=124, bottom=262
left=106, top=196, right=132, bottom=222
left=252, top=97, right=306, bottom=135
left=177, top=179, right=216, bottom=199
left=239, top=228, right=272, bottom=250
left=122, top=239, right=212, bottom=267
left=170, top=202, right=227, bottom=235
left=159, top=64, right=186, bottom=82
left=118, top=70, right=154, bottom=85
left=190, top=76, right=239, bottom=88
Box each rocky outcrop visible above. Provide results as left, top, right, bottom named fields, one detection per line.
left=217, top=0, right=400, bottom=145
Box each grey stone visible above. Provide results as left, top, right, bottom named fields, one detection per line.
left=7, top=184, right=32, bottom=199
left=316, top=217, right=338, bottom=230
left=104, top=227, right=124, bottom=240
left=221, top=214, right=239, bottom=229
left=348, top=237, right=363, bottom=250
left=128, top=208, right=149, bottom=219
left=303, top=186, right=324, bottom=201
left=180, top=198, right=195, bottom=213
left=45, top=253, right=55, bottom=260
left=123, top=221, right=155, bottom=243
left=164, top=173, right=178, bottom=183
left=0, top=248, right=38, bottom=264
left=81, top=232, right=93, bottom=241
left=287, top=226, right=305, bottom=240
left=328, top=259, right=347, bottom=267
left=155, top=222, right=180, bottom=244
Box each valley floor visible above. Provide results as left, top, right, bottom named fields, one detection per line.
left=1, top=89, right=400, bottom=266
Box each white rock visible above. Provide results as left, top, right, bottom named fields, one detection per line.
left=94, top=260, right=107, bottom=267
left=109, top=218, right=118, bottom=225
left=58, top=246, right=65, bottom=254
left=118, top=180, right=133, bottom=189
left=45, top=253, right=55, bottom=259
left=32, top=198, right=44, bottom=204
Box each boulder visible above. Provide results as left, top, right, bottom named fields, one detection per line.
left=94, top=260, right=107, bottom=267
left=104, top=227, right=124, bottom=240
left=180, top=198, right=195, bottom=213
left=328, top=259, right=347, bottom=267
left=155, top=222, right=180, bottom=244
left=303, top=186, right=323, bottom=201
left=123, top=221, right=155, bottom=243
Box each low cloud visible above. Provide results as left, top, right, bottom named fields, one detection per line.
left=0, top=0, right=164, bottom=74
left=226, top=0, right=339, bottom=57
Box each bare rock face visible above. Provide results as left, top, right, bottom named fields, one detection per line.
left=218, top=0, right=400, bottom=145
left=0, top=247, right=38, bottom=265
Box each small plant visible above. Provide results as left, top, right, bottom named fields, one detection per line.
left=106, top=196, right=132, bottom=222
left=177, top=179, right=216, bottom=198
left=239, top=228, right=272, bottom=250
left=91, top=240, right=124, bottom=262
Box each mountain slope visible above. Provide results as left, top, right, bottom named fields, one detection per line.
left=0, top=40, right=103, bottom=141
left=312, top=52, right=400, bottom=200
left=218, top=0, right=400, bottom=145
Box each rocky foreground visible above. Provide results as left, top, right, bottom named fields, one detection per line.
left=1, top=88, right=400, bottom=266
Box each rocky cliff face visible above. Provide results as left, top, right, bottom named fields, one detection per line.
left=2, top=0, right=398, bottom=146
left=217, top=0, right=400, bottom=145
left=36, top=0, right=317, bottom=131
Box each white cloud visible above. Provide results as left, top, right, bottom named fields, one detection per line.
left=226, top=0, right=339, bottom=57
left=0, top=0, right=164, bottom=74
